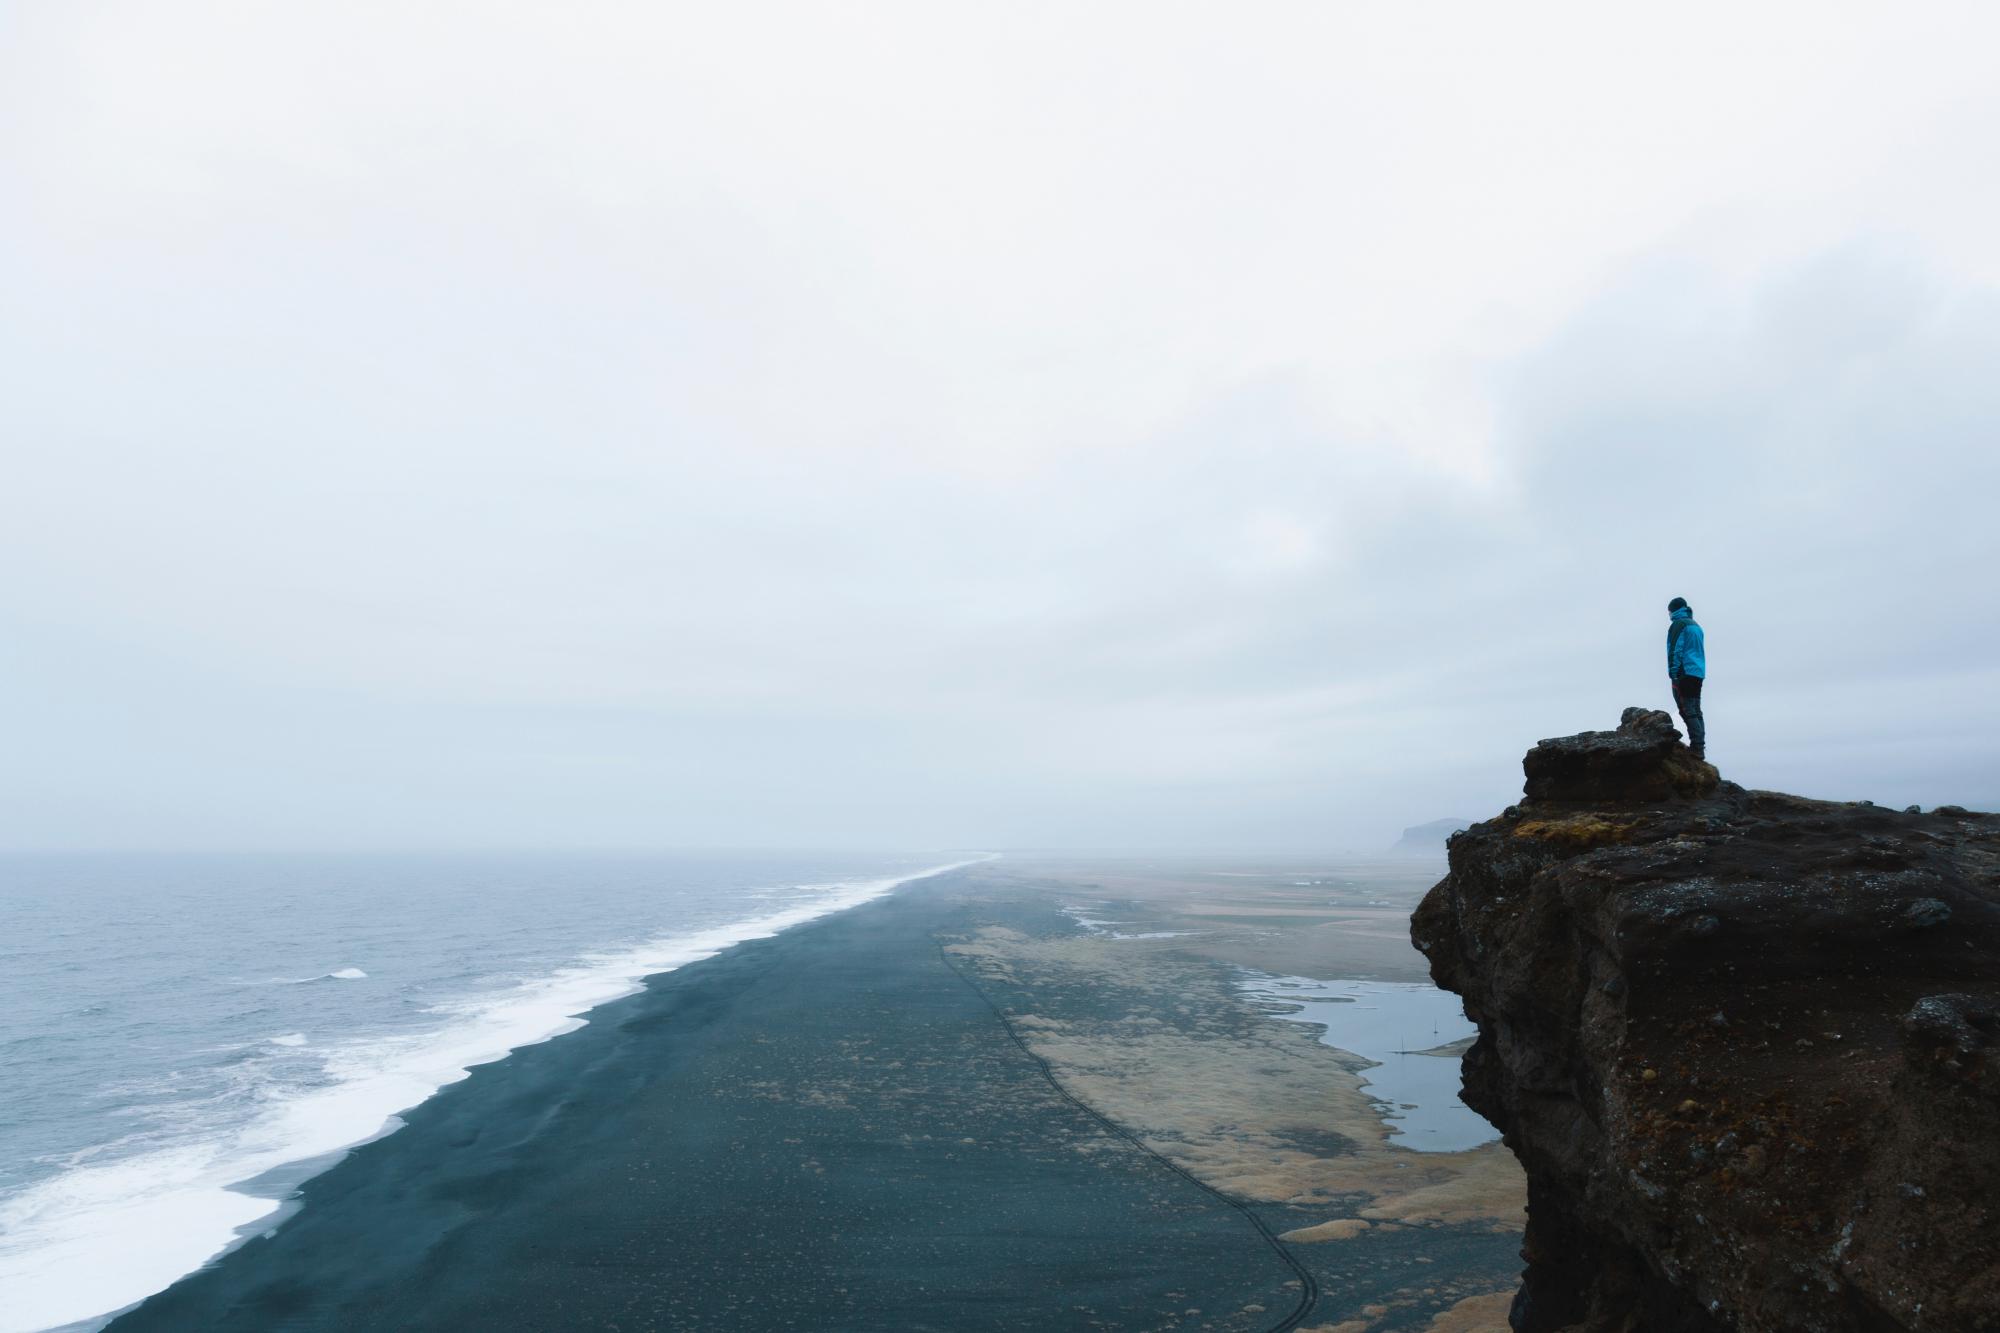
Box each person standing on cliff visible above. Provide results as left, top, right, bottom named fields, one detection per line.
left=1667, top=596, right=1706, bottom=760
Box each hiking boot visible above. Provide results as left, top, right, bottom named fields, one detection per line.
left=1691, top=747, right=1705, bottom=762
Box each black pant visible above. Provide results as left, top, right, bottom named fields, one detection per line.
left=1673, top=676, right=1705, bottom=753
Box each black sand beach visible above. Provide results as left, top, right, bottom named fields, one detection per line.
left=109, top=867, right=1522, bottom=1332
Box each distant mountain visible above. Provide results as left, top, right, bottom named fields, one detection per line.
left=1389, top=817, right=1471, bottom=856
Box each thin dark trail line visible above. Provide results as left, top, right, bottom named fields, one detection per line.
left=935, top=939, right=1321, bottom=1333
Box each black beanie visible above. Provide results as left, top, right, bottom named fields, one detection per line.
left=1667, top=597, right=1688, bottom=613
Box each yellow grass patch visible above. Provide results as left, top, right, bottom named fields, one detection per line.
left=1425, top=1289, right=1516, bottom=1331
left=1279, top=1218, right=1373, bottom=1243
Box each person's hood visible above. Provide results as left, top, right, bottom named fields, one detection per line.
left=1671, top=606, right=1694, bottom=622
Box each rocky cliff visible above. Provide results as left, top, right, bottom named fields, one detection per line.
left=1412, top=708, right=2000, bottom=1332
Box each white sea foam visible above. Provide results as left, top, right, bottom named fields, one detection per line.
left=231, top=968, right=370, bottom=986
left=267, top=1033, right=307, bottom=1047
left=0, top=858, right=985, bottom=1333
left=1059, top=905, right=1195, bottom=941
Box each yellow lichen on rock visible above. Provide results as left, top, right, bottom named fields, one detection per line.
left=1510, top=815, right=1632, bottom=848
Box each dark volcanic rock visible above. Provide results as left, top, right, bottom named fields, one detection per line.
left=1412, top=710, right=2000, bottom=1333
left=1522, top=707, right=1720, bottom=803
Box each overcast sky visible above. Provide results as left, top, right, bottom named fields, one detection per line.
left=5, top=2, right=1998, bottom=854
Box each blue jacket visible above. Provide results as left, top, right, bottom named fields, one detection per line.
left=1668, top=608, right=1706, bottom=680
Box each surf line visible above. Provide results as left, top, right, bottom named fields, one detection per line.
left=933, top=941, right=1321, bottom=1333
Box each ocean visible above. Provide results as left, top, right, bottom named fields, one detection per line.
left=0, top=851, right=971, bottom=1333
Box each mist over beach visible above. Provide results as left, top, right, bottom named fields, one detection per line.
left=5, top=4, right=2000, bottom=1331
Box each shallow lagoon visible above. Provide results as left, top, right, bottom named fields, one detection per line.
left=1240, top=972, right=1497, bottom=1153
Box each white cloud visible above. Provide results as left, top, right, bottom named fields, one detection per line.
left=5, top=2, right=2000, bottom=849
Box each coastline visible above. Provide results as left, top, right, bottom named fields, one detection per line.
left=11, top=859, right=978, bottom=1333
left=106, top=863, right=1523, bottom=1332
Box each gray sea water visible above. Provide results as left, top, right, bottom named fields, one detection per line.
left=0, top=852, right=971, bottom=1333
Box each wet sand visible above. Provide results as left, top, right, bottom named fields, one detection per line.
left=108, top=863, right=1522, bottom=1333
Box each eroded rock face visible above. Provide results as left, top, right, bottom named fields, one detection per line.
left=1521, top=707, right=1720, bottom=804
left=1413, top=711, right=2000, bottom=1332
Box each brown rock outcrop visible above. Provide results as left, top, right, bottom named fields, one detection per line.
left=1413, top=709, right=2000, bottom=1331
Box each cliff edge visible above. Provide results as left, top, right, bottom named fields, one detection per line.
left=1413, top=708, right=2000, bottom=1332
